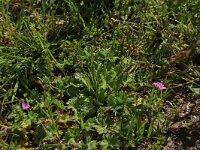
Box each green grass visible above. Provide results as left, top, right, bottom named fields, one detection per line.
left=0, top=0, right=200, bottom=149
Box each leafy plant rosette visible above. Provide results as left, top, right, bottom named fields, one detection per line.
left=63, top=56, right=168, bottom=149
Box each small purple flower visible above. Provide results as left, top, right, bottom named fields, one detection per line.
left=43, top=32, right=49, bottom=38
left=21, top=102, right=30, bottom=110
left=153, top=82, right=166, bottom=90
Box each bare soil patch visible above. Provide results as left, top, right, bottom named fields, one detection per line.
left=162, top=87, right=200, bottom=150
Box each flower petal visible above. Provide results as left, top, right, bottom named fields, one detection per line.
left=153, top=82, right=166, bottom=90
left=21, top=102, right=30, bottom=110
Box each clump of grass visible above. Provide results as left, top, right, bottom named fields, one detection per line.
left=0, top=0, right=199, bottom=149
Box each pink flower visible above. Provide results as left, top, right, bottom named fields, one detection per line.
left=43, top=32, right=49, bottom=38
left=153, top=82, right=166, bottom=90
left=21, top=102, right=30, bottom=110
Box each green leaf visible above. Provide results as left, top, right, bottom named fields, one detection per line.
left=137, top=122, right=145, bottom=140
left=93, top=125, right=108, bottom=134
left=99, top=140, right=109, bottom=150
left=189, top=87, right=200, bottom=94
left=100, top=74, right=107, bottom=90
left=53, top=99, right=65, bottom=110
left=87, top=139, right=97, bottom=150
left=33, top=126, right=47, bottom=144
left=147, top=122, right=153, bottom=138
left=11, top=81, right=19, bottom=101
